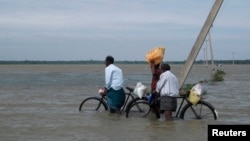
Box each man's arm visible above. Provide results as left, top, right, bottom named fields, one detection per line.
left=105, top=68, right=111, bottom=89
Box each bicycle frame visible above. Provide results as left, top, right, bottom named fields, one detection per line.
left=174, top=95, right=201, bottom=119
left=98, top=87, right=137, bottom=112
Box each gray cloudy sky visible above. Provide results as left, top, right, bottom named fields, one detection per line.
left=0, top=0, right=249, bottom=61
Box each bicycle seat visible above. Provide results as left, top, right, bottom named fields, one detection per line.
left=126, top=87, right=134, bottom=93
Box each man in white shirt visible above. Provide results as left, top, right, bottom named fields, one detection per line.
left=156, top=63, right=179, bottom=120
left=104, top=56, right=125, bottom=113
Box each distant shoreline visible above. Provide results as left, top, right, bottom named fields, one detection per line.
left=0, top=60, right=249, bottom=65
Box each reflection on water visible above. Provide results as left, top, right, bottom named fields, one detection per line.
left=0, top=64, right=249, bottom=141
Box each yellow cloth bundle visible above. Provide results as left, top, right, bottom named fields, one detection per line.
left=145, top=47, right=165, bottom=65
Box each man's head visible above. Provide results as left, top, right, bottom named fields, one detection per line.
left=160, top=63, right=170, bottom=72
left=105, top=55, right=114, bottom=66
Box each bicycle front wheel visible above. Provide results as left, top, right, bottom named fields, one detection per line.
left=126, top=101, right=151, bottom=118
left=79, top=97, right=108, bottom=113
left=180, top=100, right=218, bottom=120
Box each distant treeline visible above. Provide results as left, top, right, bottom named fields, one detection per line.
left=0, top=60, right=250, bottom=64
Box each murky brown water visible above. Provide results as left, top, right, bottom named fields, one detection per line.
left=0, top=64, right=249, bottom=141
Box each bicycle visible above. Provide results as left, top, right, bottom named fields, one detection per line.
left=126, top=92, right=218, bottom=120
left=78, top=87, right=151, bottom=117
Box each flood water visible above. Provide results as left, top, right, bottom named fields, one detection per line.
left=0, top=64, right=249, bottom=141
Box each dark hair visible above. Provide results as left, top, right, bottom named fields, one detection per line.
left=105, top=55, right=114, bottom=64
left=160, top=63, right=170, bottom=71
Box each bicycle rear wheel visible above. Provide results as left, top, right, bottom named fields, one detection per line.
left=126, top=101, right=151, bottom=118
left=124, top=97, right=148, bottom=112
left=180, top=100, right=218, bottom=120
left=79, top=97, right=108, bottom=113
